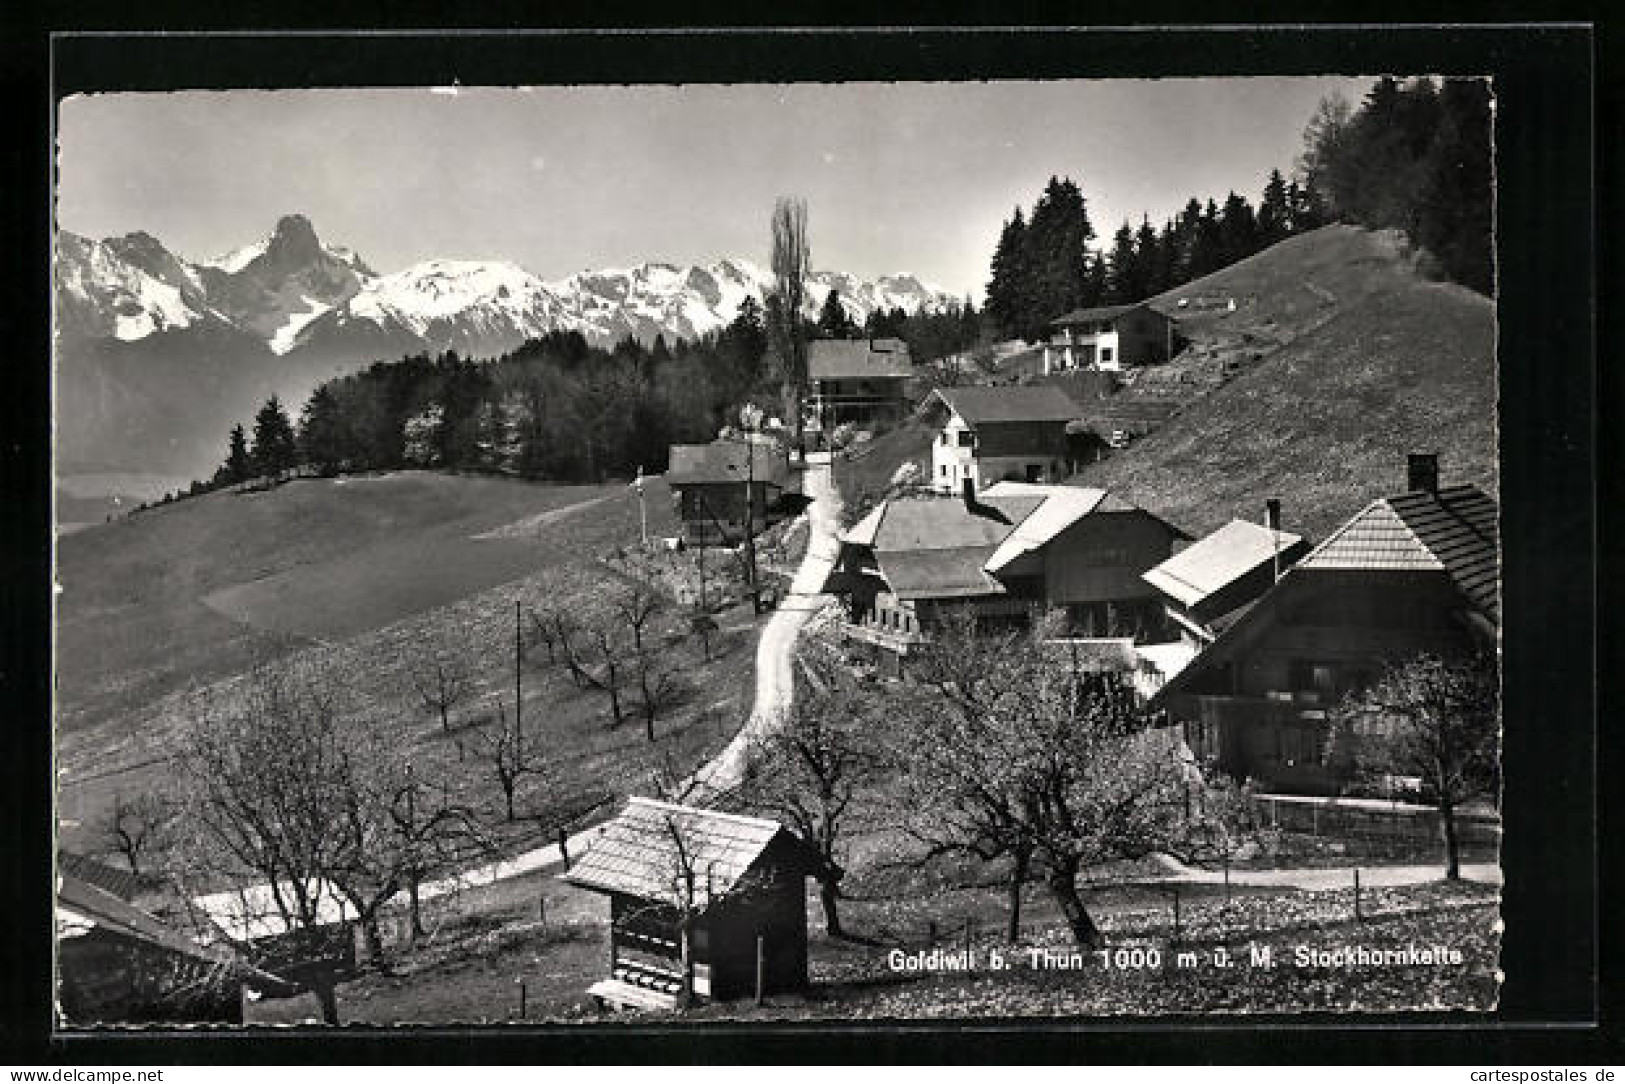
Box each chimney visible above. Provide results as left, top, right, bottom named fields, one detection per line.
left=961, top=475, right=976, bottom=508
left=1266, top=498, right=1284, bottom=583
left=1265, top=498, right=1282, bottom=532
left=1407, top=453, right=1439, bottom=494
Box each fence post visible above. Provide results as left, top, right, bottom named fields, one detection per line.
left=1172, top=888, right=1182, bottom=944
left=755, top=934, right=765, bottom=1005
left=538, top=896, right=547, bottom=927
left=1354, top=868, right=1362, bottom=922
left=965, top=917, right=974, bottom=957
left=927, top=919, right=937, bottom=946
left=516, top=977, right=527, bottom=1020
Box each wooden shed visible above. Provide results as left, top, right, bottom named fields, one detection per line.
left=565, top=797, right=818, bottom=1011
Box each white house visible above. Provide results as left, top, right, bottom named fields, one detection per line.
left=1043, top=303, right=1175, bottom=374
left=921, top=385, right=1081, bottom=494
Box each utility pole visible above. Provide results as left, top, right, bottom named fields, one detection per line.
left=633, top=466, right=647, bottom=548
left=739, top=405, right=763, bottom=613
left=514, top=599, right=523, bottom=760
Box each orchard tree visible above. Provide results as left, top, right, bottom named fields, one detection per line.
left=250, top=395, right=299, bottom=477
left=1332, top=650, right=1499, bottom=879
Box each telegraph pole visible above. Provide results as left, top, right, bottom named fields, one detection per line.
left=514, top=599, right=523, bottom=759
left=633, top=465, right=647, bottom=548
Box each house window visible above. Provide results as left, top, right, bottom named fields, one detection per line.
left=1100, top=347, right=1115, bottom=364
left=1289, top=660, right=1340, bottom=704
left=939, top=464, right=948, bottom=477
left=1025, top=463, right=1043, bottom=482
left=957, top=430, right=975, bottom=448
left=939, top=433, right=948, bottom=446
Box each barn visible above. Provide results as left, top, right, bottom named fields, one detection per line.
left=565, top=797, right=819, bottom=1011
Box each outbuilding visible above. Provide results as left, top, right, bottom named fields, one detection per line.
left=566, top=797, right=820, bottom=1011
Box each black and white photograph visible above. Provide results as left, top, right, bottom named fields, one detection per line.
left=40, top=27, right=1593, bottom=1038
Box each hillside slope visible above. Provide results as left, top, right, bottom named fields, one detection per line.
left=1073, top=226, right=1496, bottom=540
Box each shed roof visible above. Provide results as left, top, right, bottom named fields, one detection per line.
left=926, top=385, right=1081, bottom=426
left=1050, top=303, right=1158, bottom=327
left=565, top=798, right=810, bottom=905
left=1142, top=519, right=1305, bottom=607
left=59, top=851, right=153, bottom=903
left=808, top=338, right=913, bottom=380
left=665, top=440, right=789, bottom=488
left=1298, top=484, right=1498, bottom=621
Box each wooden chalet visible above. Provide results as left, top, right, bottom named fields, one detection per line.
left=1149, top=457, right=1499, bottom=796
left=1142, top=504, right=1313, bottom=648
left=57, top=873, right=295, bottom=1025
left=822, top=479, right=1187, bottom=673
left=566, top=797, right=819, bottom=1011
left=1043, top=302, right=1175, bottom=374
left=805, top=337, right=913, bottom=433
left=922, top=384, right=1083, bottom=493
left=666, top=439, right=791, bottom=547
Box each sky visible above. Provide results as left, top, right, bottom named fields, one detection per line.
left=57, top=78, right=1374, bottom=300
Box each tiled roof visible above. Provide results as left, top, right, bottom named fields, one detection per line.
left=876, top=546, right=1006, bottom=600
left=565, top=798, right=805, bottom=906
left=928, top=385, right=1082, bottom=426
left=1142, top=520, right=1305, bottom=607
left=1050, top=303, right=1151, bottom=326
left=1299, top=484, right=1498, bottom=621
left=808, top=338, right=913, bottom=380
left=665, top=440, right=789, bottom=487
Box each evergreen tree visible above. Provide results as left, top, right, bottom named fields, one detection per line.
left=1217, top=191, right=1260, bottom=267
left=298, top=386, right=347, bottom=475
left=1258, top=169, right=1291, bottom=247
left=1021, top=176, right=1095, bottom=340
left=250, top=396, right=298, bottom=477
left=1134, top=216, right=1163, bottom=298
left=1104, top=222, right=1141, bottom=304
left=817, top=290, right=855, bottom=339
left=1190, top=199, right=1224, bottom=279
left=650, top=333, right=672, bottom=365
left=985, top=207, right=1029, bottom=340
left=1416, top=78, right=1493, bottom=293
left=219, top=424, right=252, bottom=485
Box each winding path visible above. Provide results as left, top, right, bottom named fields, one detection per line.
left=196, top=455, right=846, bottom=939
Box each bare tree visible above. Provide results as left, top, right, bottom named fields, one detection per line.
left=473, top=703, right=539, bottom=822
left=737, top=655, right=876, bottom=938
left=610, top=583, right=688, bottom=741
left=1331, top=650, right=1499, bottom=880
left=104, top=793, right=175, bottom=877
left=770, top=196, right=811, bottom=451
left=409, top=645, right=475, bottom=734
left=894, top=609, right=1193, bottom=949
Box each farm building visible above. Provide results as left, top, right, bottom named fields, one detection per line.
left=1149, top=456, right=1499, bottom=796
left=822, top=479, right=1188, bottom=671
left=921, top=384, right=1083, bottom=493
left=57, top=873, right=295, bottom=1025
left=1043, top=302, right=1175, bottom=374
left=566, top=797, right=820, bottom=1011
left=1142, top=502, right=1313, bottom=647
left=665, top=438, right=791, bottom=547
left=805, top=337, right=913, bottom=432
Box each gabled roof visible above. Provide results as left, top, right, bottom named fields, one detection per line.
left=982, top=483, right=1114, bottom=572
left=841, top=492, right=1045, bottom=552
left=1050, top=303, right=1157, bottom=327
left=665, top=440, right=789, bottom=488
left=807, top=338, right=913, bottom=380
left=1299, top=484, right=1498, bottom=621
left=565, top=798, right=810, bottom=905
left=1142, top=520, right=1306, bottom=608
left=926, top=385, right=1081, bottom=426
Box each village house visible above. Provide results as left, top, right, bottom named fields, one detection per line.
left=822, top=479, right=1187, bottom=672
left=565, top=797, right=820, bottom=1011
left=665, top=438, right=791, bottom=547
left=1043, top=302, right=1175, bottom=374
left=1148, top=457, right=1499, bottom=796
left=805, top=337, right=913, bottom=434
left=922, top=384, right=1083, bottom=493
left=1142, top=501, right=1313, bottom=648
left=57, top=872, right=295, bottom=1025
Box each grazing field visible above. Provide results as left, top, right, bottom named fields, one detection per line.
left=56, top=472, right=631, bottom=734
left=55, top=469, right=760, bottom=861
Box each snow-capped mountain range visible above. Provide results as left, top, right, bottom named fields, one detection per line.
left=54, top=214, right=954, bottom=480
left=57, top=213, right=954, bottom=358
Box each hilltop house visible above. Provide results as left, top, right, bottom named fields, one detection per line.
left=1044, top=303, right=1174, bottom=374
left=666, top=438, right=791, bottom=547
left=922, top=384, right=1082, bottom=493
left=1148, top=457, right=1499, bottom=796
left=822, top=479, right=1187, bottom=672
left=57, top=873, right=295, bottom=1025
left=566, top=797, right=819, bottom=1011
left=805, top=338, right=913, bottom=433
